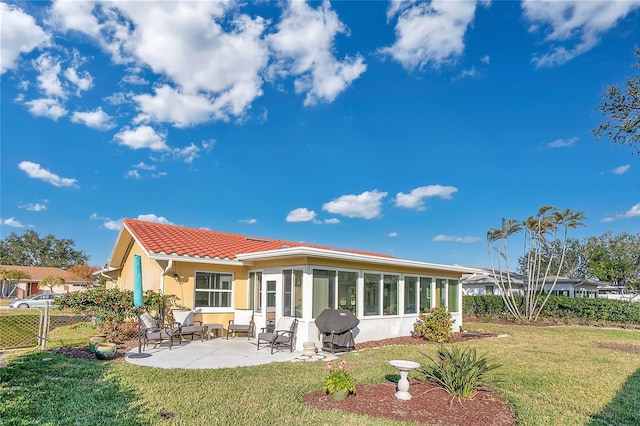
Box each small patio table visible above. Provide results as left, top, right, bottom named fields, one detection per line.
left=204, top=323, right=225, bottom=340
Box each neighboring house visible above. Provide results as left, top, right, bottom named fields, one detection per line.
left=0, top=265, right=86, bottom=298
left=461, top=268, right=610, bottom=299
left=102, top=219, right=477, bottom=349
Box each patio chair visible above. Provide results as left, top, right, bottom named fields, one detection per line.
left=173, top=310, right=205, bottom=342
left=227, top=309, right=255, bottom=340
left=257, top=317, right=298, bottom=354
left=140, top=312, right=180, bottom=350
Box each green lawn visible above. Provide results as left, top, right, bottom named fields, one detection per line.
left=1, top=324, right=638, bottom=425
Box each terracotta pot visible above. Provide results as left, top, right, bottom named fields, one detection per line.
left=331, top=390, right=349, bottom=401
left=88, top=335, right=107, bottom=353
left=95, top=342, right=117, bottom=360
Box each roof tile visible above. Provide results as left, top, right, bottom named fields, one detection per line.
left=124, top=219, right=393, bottom=260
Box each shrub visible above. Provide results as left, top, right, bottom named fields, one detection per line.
left=322, top=359, right=356, bottom=395
left=420, top=346, right=501, bottom=399
left=54, top=288, right=176, bottom=342
left=413, top=307, right=454, bottom=343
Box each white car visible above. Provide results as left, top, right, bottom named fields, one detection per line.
left=8, top=293, right=64, bottom=308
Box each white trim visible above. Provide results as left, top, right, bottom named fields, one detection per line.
left=236, top=246, right=477, bottom=273
left=149, top=253, right=243, bottom=266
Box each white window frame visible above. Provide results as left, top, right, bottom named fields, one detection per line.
left=194, top=270, right=234, bottom=313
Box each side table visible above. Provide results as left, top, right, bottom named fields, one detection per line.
left=204, top=323, right=225, bottom=340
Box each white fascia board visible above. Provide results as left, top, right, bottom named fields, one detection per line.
left=148, top=253, right=244, bottom=266
left=235, top=247, right=478, bottom=274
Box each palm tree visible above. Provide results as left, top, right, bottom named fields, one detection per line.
left=2, top=269, right=32, bottom=297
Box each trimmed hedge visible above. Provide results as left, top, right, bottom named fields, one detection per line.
left=463, top=295, right=640, bottom=324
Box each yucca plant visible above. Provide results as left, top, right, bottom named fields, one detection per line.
left=420, top=345, right=501, bottom=399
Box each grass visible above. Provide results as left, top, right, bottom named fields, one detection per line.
left=1, top=324, right=639, bottom=425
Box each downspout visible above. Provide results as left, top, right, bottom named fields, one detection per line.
left=160, top=259, right=173, bottom=294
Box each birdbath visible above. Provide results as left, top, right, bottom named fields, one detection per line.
left=389, top=360, right=420, bottom=400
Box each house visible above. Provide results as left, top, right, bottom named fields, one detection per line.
left=0, top=265, right=86, bottom=298
left=461, top=267, right=609, bottom=299
left=102, top=219, right=477, bottom=349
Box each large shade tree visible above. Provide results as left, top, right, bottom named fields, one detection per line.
left=584, top=231, right=640, bottom=287
left=592, top=49, right=640, bottom=154
left=0, top=230, right=89, bottom=268
left=487, top=206, right=586, bottom=322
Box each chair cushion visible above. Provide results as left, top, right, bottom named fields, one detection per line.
left=275, top=317, right=294, bottom=331
left=140, top=312, right=157, bottom=329
left=234, top=309, right=253, bottom=323
left=173, top=310, right=193, bottom=326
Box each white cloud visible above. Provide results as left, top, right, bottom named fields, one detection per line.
left=24, top=98, right=67, bottom=120
left=2, top=217, right=26, bottom=228
left=1, top=3, right=49, bottom=74
left=240, top=218, right=258, bottom=224
left=323, top=218, right=341, bottom=224
left=388, top=232, right=398, bottom=238
left=523, top=0, right=640, bottom=67
left=395, top=185, right=458, bottom=210
left=104, top=92, right=128, bottom=105
left=323, top=190, right=388, bottom=219
left=286, top=207, right=317, bottom=223
left=64, top=66, right=93, bottom=94
left=380, top=0, right=481, bottom=71
left=33, top=53, right=65, bottom=98
left=113, top=125, right=169, bottom=151
left=433, top=234, right=481, bottom=243
left=18, top=161, right=77, bottom=187
left=71, top=107, right=115, bottom=130
left=134, top=162, right=156, bottom=171
left=601, top=203, right=640, bottom=222
left=104, top=219, right=122, bottom=231
left=122, top=74, right=148, bottom=85
left=137, top=213, right=173, bottom=225
left=268, top=0, right=366, bottom=105
left=452, top=66, right=476, bottom=81
left=547, top=137, right=578, bottom=148
left=124, top=170, right=141, bottom=180
left=19, top=202, right=47, bottom=212
left=612, top=164, right=630, bottom=175
left=481, top=55, right=490, bottom=64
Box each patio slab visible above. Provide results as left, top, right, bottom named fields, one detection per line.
left=124, top=338, right=334, bottom=369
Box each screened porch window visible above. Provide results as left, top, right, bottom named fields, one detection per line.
left=383, top=274, right=399, bottom=315
left=364, top=273, right=380, bottom=316
left=249, top=271, right=262, bottom=313
left=404, top=276, right=417, bottom=314
left=338, top=271, right=358, bottom=315
left=419, top=277, right=432, bottom=311
left=312, top=269, right=335, bottom=318
left=283, top=269, right=303, bottom=318
left=195, top=272, right=232, bottom=308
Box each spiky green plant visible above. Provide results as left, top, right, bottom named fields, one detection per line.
left=420, top=345, right=501, bottom=399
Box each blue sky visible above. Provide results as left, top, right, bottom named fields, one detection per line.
left=1, top=0, right=639, bottom=269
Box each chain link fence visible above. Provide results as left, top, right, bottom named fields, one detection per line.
left=0, top=305, right=92, bottom=351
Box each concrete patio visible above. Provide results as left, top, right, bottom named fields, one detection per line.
left=124, top=337, right=334, bottom=369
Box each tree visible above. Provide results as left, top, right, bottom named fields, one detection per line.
left=0, top=230, right=89, bottom=268
left=517, top=238, right=587, bottom=280
left=487, top=206, right=586, bottom=322
left=0, top=269, right=31, bottom=297
left=39, top=275, right=65, bottom=292
left=68, top=264, right=99, bottom=286
left=584, top=231, right=640, bottom=287
left=592, top=49, right=640, bottom=154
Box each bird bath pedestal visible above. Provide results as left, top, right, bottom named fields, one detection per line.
left=389, top=360, right=420, bottom=400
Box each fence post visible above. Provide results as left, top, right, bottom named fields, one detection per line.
left=41, top=304, right=49, bottom=350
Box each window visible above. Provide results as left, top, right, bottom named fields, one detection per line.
left=283, top=269, right=303, bottom=318
left=419, top=277, right=432, bottom=311
left=447, top=279, right=459, bottom=312
left=249, top=271, right=262, bottom=313
left=195, top=272, right=232, bottom=309
left=266, top=280, right=276, bottom=312
left=404, top=276, right=417, bottom=314
left=312, top=269, right=335, bottom=317
left=364, top=273, right=380, bottom=316
left=338, top=271, right=358, bottom=315
left=383, top=274, right=398, bottom=315
left=435, top=278, right=447, bottom=308
left=485, top=285, right=494, bottom=295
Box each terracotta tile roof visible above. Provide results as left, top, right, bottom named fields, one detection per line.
left=124, top=219, right=393, bottom=261
left=0, top=265, right=82, bottom=282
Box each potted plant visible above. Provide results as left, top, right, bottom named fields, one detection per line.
left=322, top=359, right=356, bottom=400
